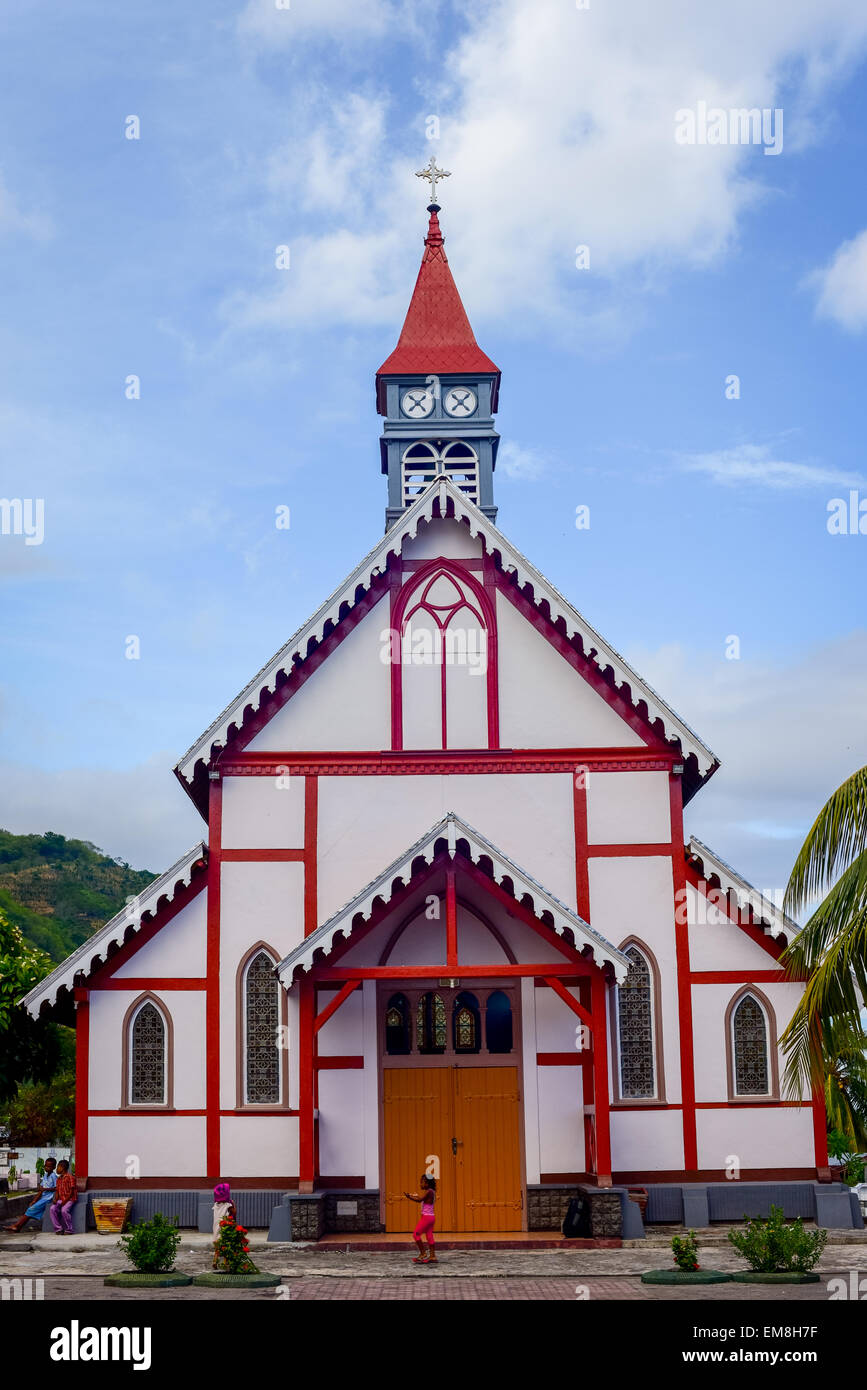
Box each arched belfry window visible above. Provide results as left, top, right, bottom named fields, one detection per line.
left=124, top=995, right=171, bottom=1108
left=730, top=992, right=771, bottom=1097
left=615, top=945, right=658, bottom=1100
left=452, top=992, right=481, bottom=1053
left=243, top=949, right=281, bottom=1105
left=402, top=439, right=479, bottom=506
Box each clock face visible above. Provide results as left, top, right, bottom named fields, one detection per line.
left=401, top=388, right=434, bottom=419
left=444, top=386, right=477, bottom=417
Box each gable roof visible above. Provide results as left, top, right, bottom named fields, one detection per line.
left=174, top=475, right=718, bottom=810
left=685, top=836, right=799, bottom=945
left=276, top=811, right=631, bottom=986
left=375, top=207, right=500, bottom=410
left=21, top=841, right=208, bottom=1017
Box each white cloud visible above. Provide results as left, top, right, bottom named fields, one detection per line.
left=0, top=171, right=51, bottom=240
left=498, top=441, right=550, bottom=481
left=631, top=631, right=867, bottom=898
left=228, top=0, right=867, bottom=341
left=810, top=227, right=867, bottom=331
left=679, top=442, right=862, bottom=489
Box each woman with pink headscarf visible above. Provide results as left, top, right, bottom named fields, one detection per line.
left=212, top=1182, right=235, bottom=1268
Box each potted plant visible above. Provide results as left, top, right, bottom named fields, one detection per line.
left=728, top=1205, right=827, bottom=1283
left=641, top=1229, right=731, bottom=1285
left=192, top=1214, right=280, bottom=1289
left=8, top=1165, right=17, bottom=1191
left=104, top=1212, right=191, bottom=1288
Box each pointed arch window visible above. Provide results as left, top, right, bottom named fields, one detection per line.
left=124, top=995, right=172, bottom=1108
left=417, top=992, right=447, bottom=1054
left=398, top=563, right=493, bottom=750
left=452, top=992, right=481, bottom=1053
left=485, top=990, right=513, bottom=1054
left=730, top=992, right=772, bottom=1097
left=615, top=945, right=659, bottom=1100
left=385, top=993, right=411, bottom=1055
left=243, top=949, right=281, bottom=1105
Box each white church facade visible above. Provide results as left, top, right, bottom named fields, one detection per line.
left=25, top=193, right=829, bottom=1236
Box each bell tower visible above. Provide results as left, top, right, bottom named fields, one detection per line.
left=376, top=162, right=501, bottom=529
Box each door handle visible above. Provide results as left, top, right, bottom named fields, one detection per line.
left=452, top=1136, right=461, bottom=1156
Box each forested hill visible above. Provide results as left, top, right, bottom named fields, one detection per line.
left=0, top=830, right=154, bottom=963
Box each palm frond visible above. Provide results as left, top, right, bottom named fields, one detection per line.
left=784, top=766, right=867, bottom=913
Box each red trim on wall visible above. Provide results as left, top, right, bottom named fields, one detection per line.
left=222, top=848, right=305, bottom=862
left=572, top=778, right=591, bottom=921
left=315, top=963, right=601, bottom=980
left=690, top=970, right=790, bottom=985
left=389, top=560, right=403, bottom=750
left=304, top=775, right=318, bottom=937
left=206, top=777, right=222, bottom=1178
left=537, top=1052, right=589, bottom=1067
left=75, top=995, right=89, bottom=1179
left=482, top=552, right=500, bottom=748
left=314, top=980, right=361, bottom=1034
left=88, top=1109, right=207, bottom=1117
left=222, top=748, right=676, bottom=777
left=684, top=863, right=786, bottom=962
left=670, top=774, right=697, bottom=1171
left=315, top=1057, right=364, bottom=1070
left=445, top=866, right=458, bottom=969
left=587, top=843, right=673, bottom=858
left=543, top=976, right=593, bottom=1030
left=298, top=977, right=315, bottom=1190
left=219, top=1109, right=300, bottom=1117
left=590, top=972, right=612, bottom=1185
left=813, top=1085, right=831, bottom=1179
left=91, top=978, right=207, bottom=991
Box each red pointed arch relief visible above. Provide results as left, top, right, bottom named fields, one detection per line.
left=390, top=558, right=499, bottom=750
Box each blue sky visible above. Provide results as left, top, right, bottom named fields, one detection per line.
left=1, top=0, right=866, bottom=900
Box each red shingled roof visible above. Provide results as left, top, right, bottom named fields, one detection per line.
left=376, top=208, right=500, bottom=411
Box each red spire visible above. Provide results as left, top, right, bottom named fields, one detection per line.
left=376, top=208, right=500, bottom=411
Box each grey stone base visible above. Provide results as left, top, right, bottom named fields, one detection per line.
left=322, top=1191, right=384, bottom=1234
left=527, top=1184, right=624, bottom=1238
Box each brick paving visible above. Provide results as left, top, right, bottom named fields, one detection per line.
left=1, top=1274, right=848, bottom=1301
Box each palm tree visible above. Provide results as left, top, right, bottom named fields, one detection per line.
left=780, top=766, right=867, bottom=1148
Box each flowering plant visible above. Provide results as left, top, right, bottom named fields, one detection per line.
left=214, top=1217, right=259, bottom=1275
left=671, top=1230, right=700, bottom=1272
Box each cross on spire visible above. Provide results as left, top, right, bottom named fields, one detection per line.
left=415, top=155, right=451, bottom=208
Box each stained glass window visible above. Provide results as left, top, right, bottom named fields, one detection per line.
left=617, top=947, right=655, bottom=1099
left=485, top=990, right=513, bottom=1053
left=453, top=992, right=480, bottom=1053
left=385, top=993, right=411, bottom=1054
left=245, top=951, right=280, bottom=1104
left=130, top=1002, right=166, bottom=1105
left=732, top=994, right=769, bottom=1095
left=417, top=993, right=447, bottom=1054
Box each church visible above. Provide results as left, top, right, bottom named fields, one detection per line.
left=24, top=168, right=830, bottom=1238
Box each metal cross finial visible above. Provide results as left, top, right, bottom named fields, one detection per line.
left=415, top=155, right=451, bottom=207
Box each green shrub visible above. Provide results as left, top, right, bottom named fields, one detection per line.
left=671, top=1230, right=700, bottom=1271
left=728, top=1205, right=827, bottom=1273
left=118, top=1213, right=182, bottom=1273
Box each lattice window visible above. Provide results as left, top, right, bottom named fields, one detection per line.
left=402, top=440, right=479, bottom=506
left=453, top=992, right=480, bottom=1053
left=130, top=1002, right=166, bottom=1105
left=245, top=951, right=280, bottom=1104
left=617, top=947, right=656, bottom=1099
left=417, top=992, right=447, bottom=1054
left=732, top=994, right=770, bottom=1096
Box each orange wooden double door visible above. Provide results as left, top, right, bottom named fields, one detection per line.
left=383, top=1066, right=523, bottom=1232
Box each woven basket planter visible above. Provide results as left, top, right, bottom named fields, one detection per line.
left=641, top=1269, right=732, bottom=1285
left=193, top=1272, right=282, bottom=1289
left=731, top=1271, right=821, bottom=1284
left=104, top=1272, right=192, bottom=1288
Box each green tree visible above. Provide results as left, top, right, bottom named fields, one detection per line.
left=780, top=766, right=867, bottom=1147
left=0, top=907, right=58, bottom=1104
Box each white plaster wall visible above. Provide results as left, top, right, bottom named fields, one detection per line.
left=88, top=990, right=206, bottom=1110
left=691, top=981, right=807, bottom=1102
left=401, top=519, right=483, bottom=561
left=318, top=1070, right=366, bottom=1176
left=686, top=883, right=786, bottom=971
left=219, top=861, right=305, bottom=1109
left=537, top=1067, right=584, bottom=1174
left=317, top=771, right=576, bottom=922
left=245, top=600, right=391, bottom=751
left=89, top=1117, right=206, bottom=1178
left=385, top=914, right=447, bottom=967
left=610, top=1109, right=685, bottom=1172
left=534, top=984, right=584, bottom=1052
left=588, top=855, right=681, bottom=1102
left=444, top=639, right=489, bottom=748
left=221, top=775, right=306, bottom=850
left=111, top=891, right=207, bottom=979
left=220, top=1117, right=298, bottom=1176
left=496, top=594, right=644, bottom=749
left=317, top=987, right=364, bottom=1056
left=696, top=1107, right=815, bottom=1171
left=586, top=771, right=671, bottom=845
